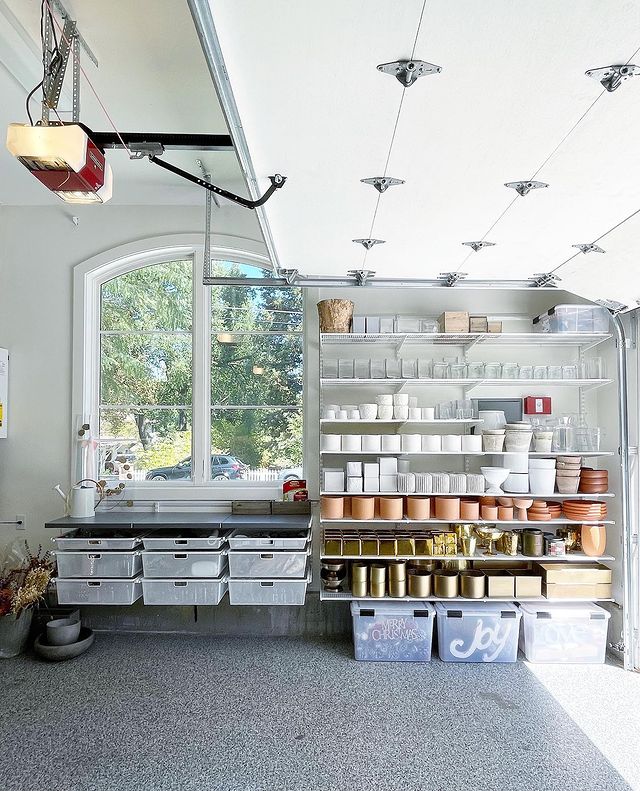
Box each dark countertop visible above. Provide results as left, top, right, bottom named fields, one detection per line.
left=45, top=512, right=312, bottom=532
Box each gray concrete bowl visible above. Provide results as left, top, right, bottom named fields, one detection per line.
left=34, top=627, right=95, bottom=661
left=46, top=618, right=81, bottom=646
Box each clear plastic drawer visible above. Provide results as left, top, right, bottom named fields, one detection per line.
left=55, top=576, right=142, bottom=605
left=141, top=550, right=227, bottom=579
left=228, top=548, right=310, bottom=579
left=55, top=551, right=142, bottom=579
left=141, top=577, right=227, bottom=606
left=228, top=569, right=310, bottom=606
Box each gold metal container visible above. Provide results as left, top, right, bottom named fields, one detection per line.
left=389, top=578, right=407, bottom=598
left=323, top=536, right=343, bottom=555
left=408, top=559, right=437, bottom=572
left=461, top=536, right=477, bottom=557
left=415, top=535, right=434, bottom=555
left=434, top=570, right=459, bottom=598
left=378, top=537, right=398, bottom=556
left=369, top=581, right=386, bottom=598
left=342, top=535, right=362, bottom=556
left=388, top=560, right=406, bottom=580
left=351, top=579, right=368, bottom=597
left=370, top=563, right=387, bottom=584
left=500, top=531, right=519, bottom=556
left=460, top=570, right=486, bottom=599
left=351, top=562, right=368, bottom=582
left=440, top=559, right=469, bottom=572
left=361, top=535, right=379, bottom=556
left=407, top=569, right=432, bottom=597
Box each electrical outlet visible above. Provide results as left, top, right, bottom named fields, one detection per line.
left=15, top=514, right=26, bottom=531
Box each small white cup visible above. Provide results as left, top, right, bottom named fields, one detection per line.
left=324, top=409, right=336, bottom=420
left=377, top=406, right=393, bottom=420
left=422, top=434, right=442, bottom=452
left=408, top=408, right=422, bottom=420
left=461, top=434, right=483, bottom=452
left=376, top=394, right=393, bottom=406
left=422, top=407, right=436, bottom=420
left=393, top=393, right=409, bottom=406
left=442, top=434, right=462, bottom=452
left=393, top=406, right=409, bottom=420
left=336, top=410, right=348, bottom=420
left=408, top=396, right=418, bottom=408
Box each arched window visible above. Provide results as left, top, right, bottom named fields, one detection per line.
left=74, top=239, right=304, bottom=496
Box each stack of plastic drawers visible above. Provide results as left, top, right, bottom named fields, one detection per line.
left=141, top=531, right=228, bottom=605
left=52, top=531, right=144, bottom=605
left=227, top=527, right=311, bottom=605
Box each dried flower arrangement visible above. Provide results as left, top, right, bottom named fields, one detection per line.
left=0, top=541, right=54, bottom=618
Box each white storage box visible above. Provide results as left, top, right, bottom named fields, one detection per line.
left=52, top=531, right=147, bottom=551
left=55, top=576, right=142, bottom=605
left=435, top=602, right=522, bottom=663
left=142, top=577, right=227, bottom=606
left=228, top=569, right=310, bottom=605
left=142, top=531, right=226, bottom=550
left=141, top=550, right=227, bottom=579
left=55, top=551, right=142, bottom=579
left=227, top=529, right=309, bottom=550
left=519, top=602, right=611, bottom=664
left=228, top=547, right=309, bottom=579
left=350, top=601, right=435, bottom=662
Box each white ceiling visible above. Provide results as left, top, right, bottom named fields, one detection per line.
left=0, top=0, right=248, bottom=205
left=209, top=0, right=640, bottom=307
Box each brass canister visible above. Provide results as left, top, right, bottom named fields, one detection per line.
left=408, top=559, right=437, bottom=572
left=453, top=523, right=474, bottom=547
left=388, top=560, right=406, bottom=580
left=361, top=535, right=379, bottom=555
left=370, top=563, right=387, bottom=584
left=370, top=581, right=386, bottom=598
left=378, top=537, right=398, bottom=556
left=351, top=579, right=368, bottom=597
left=396, top=535, right=415, bottom=555
left=389, top=578, right=407, bottom=598
left=407, top=568, right=432, bottom=597
left=434, top=570, right=459, bottom=598
left=342, top=534, right=362, bottom=556
left=460, top=570, right=486, bottom=599
left=440, top=558, right=469, bottom=572
left=351, top=562, right=368, bottom=582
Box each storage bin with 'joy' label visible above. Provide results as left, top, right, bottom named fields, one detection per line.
left=435, top=602, right=522, bottom=662
left=350, top=601, right=435, bottom=661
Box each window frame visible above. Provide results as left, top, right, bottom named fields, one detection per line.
left=73, top=234, right=300, bottom=501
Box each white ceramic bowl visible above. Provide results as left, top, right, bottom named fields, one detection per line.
left=503, top=473, right=529, bottom=493
left=480, top=466, right=511, bottom=495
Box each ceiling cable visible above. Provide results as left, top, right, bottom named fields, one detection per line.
left=458, top=40, right=640, bottom=274
left=362, top=0, right=428, bottom=266
left=42, top=0, right=133, bottom=157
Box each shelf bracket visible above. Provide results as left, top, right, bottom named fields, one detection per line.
left=439, top=272, right=467, bottom=287
left=348, top=269, right=376, bottom=286
left=463, top=334, right=484, bottom=354
left=595, top=298, right=628, bottom=314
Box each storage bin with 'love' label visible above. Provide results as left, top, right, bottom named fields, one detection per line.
left=350, top=601, right=435, bottom=661
left=435, top=602, right=522, bottom=662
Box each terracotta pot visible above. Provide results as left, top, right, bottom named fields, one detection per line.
left=379, top=496, right=404, bottom=521
left=581, top=524, right=607, bottom=556
left=460, top=499, right=480, bottom=520
left=406, top=496, right=430, bottom=521
left=317, top=299, right=354, bottom=333
left=479, top=496, right=497, bottom=507
left=498, top=506, right=513, bottom=521
left=351, top=496, right=375, bottom=520
left=320, top=495, right=345, bottom=520
left=481, top=505, right=498, bottom=520
left=434, top=497, right=461, bottom=521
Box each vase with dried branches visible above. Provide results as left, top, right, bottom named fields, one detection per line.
left=0, top=542, right=54, bottom=658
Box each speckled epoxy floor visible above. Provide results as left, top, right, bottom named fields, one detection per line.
left=2, top=634, right=639, bottom=791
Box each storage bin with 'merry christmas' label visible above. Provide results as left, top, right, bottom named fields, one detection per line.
left=435, top=602, right=522, bottom=663
left=350, top=601, right=435, bottom=662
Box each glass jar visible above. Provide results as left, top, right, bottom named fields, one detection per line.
left=467, top=361, right=485, bottom=378
left=562, top=364, right=579, bottom=380
left=533, top=365, right=548, bottom=380
left=518, top=365, right=533, bottom=379
left=433, top=362, right=449, bottom=379
left=501, top=363, right=519, bottom=379
left=484, top=362, right=501, bottom=379
left=450, top=363, right=468, bottom=379
left=547, top=365, right=562, bottom=379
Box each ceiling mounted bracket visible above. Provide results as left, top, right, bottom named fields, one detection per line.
left=595, top=298, right=627, bottom=313
left=361, top=176, right=405, bottom=193
left=280, top=269, right=300, bottom=285
left=353, top=238, right=385, bottom=250
left=128, top=142, right=165, bottom=160
left=530, top=272, right=561, bottom=288
left=586, top=64, right=640, bottom=92
left=377, top=59, right=442, bottom=87
left=505, top=180, right=549, bottom=197
left=148, top=156, right=286, bottom=209
left=348, top=269, right=376, bottom=286
left=462, top=241, right=496, bottom=252
left=572, top=243, right=606, bottom=254
left=439, top=272, right=467, bottom=287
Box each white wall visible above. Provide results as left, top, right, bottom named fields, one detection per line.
left=0, top=203, right=266, bottom=543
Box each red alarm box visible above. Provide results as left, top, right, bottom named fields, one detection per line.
left=524, top=396, right=552, bottom=415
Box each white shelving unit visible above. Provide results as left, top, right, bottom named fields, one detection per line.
left=318, top=324, right=616, bottom=606
left=321, top=591, right=614, bottom=603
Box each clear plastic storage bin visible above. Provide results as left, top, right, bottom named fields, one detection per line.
left=55, top=551, right=142, bottom=579
left=533, top=304, right=610, bottom=334
left=141, top=577, right=227, bottom=606
left=55, top=576, right=142, bottom=605
left=227, top=530, right=310, bottom=550
left=519, top=602, right=611, bottom=663
left=228, top=569, right=310, bottom=605
left=52, top=530, right=146, bottom=551
left=435, top=602, right=522, bottom=663
left=350, top=601, right=435, bottom=662
left=141, top=550, right=227, bottom=578
left=142, top=531, right=227, bottom=550
left=228, top=548, right=310, bottom=579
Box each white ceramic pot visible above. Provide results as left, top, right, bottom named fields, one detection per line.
left=442, top=434, right=462, bottom=452
left=347, top=410, right=360, bottom=420
left=321, top=434, right=342, bottom=451
left=377, top=406, right=394, bottom=420
left=505, top=431, right=532, bottom=452
left=362, top=434, right=382, bottom=452
left=392, top=393, right=409, bottom=406
left=341, top=435, right=362, bottom=452
left=401, top=434, right=422, bottom=452
left=376, top=394, right=393, bottom=406
left=503, top=472, right=529, bottom=493
left=408, top=408, right=422, bottom=420
left=422, top=407, right=435, bottom=420
left=478, top=410, right=506, bottom=431
left=534, top=432, right=554, bottom=452
left=461, top=434, right=483, bottom=452
left=482, top=433, right=505, bottom=452
left=381, top=435, right=402, bottom=452
left=393, top=406, right=409, bottom=420
left=422, top=434, right=442, bottom=452
left=358, top=404, right=378, bottom=420
left=529, top=458, right=556, bottom=470
left=498, top=453, right=529, bottom=473
left=529, top=468, right=556, bottom=495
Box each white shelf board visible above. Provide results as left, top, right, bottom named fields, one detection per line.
left=320, top=491, right=614, bottom=499
left=321, top=379, right=613, bottom=392
left=320, top=552, right=614, bottom=562
left=320, top=517, right=613, bottom=525
left=320, top=419, right=483, bottom=426
left=320, top=332, right=612, bottom=348
left=320, top=450, right=613, bottom=457
left=320, top=590, right=613, bottom=603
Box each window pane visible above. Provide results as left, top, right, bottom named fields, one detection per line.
left=101, top=335, right=192, bottom=406
left=211, top=408, right=302, bottom=482
left=210, top=261, right=302, bottom=332
left=98, top=408, right=192, bottom=482
left=211, top=334, right=302, bottom=407
left=101, top=260, right=192, bottom=331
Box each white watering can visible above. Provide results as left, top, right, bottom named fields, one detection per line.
left=53, top=480, right=98, bottom=518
